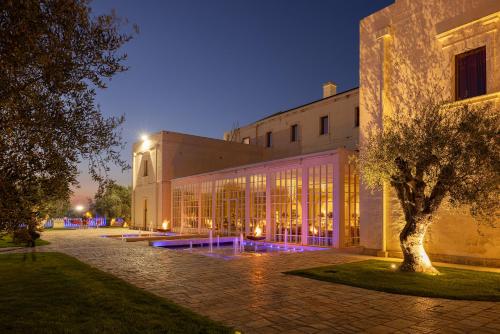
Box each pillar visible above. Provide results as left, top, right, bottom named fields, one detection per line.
left=301, top=167, right=309, bottom=245
left=245, top=175, right=250, bottom=236
left=332, top=151, right=346, bottom=248
left=265, top=171, right=272, bottom=241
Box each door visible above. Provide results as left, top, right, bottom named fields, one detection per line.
left=223, top=199, right=240, bottom=236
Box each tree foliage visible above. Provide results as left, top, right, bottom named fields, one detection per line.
left=360, top=99, right=499, bottom=273
left=0, top=0, right=136, bottom=235
left=91, top=183, right=131, bottom=222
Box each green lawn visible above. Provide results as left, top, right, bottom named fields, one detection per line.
left=0, top=235, right=50, bottom=248
left=0, top=252, right=233, bottom=334
left=286, top=260, right=500, bottom=301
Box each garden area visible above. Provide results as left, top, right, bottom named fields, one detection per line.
left=286, top=259, right=500, bottom=301
left=0, top=252, right=232, bottom=334
left=0, top=235, right=49, bottom=248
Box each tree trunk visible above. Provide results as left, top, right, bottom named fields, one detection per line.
left=399, top=215, right=439, bottom=274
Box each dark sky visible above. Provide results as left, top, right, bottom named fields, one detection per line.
left=74, top=0, right=394, bottom=204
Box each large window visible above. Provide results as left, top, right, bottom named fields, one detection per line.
left=455, top=46, right=486, bottom=100
left=249, top=175, right=266, bottom=236
left=344, top=163, right=359, bottom=246
left=320, top=116, right=329, bottom=135
left=270, top=169, right=302, bottom=244
left=182, top=184, right=199, bottom=230
left=172, top=188, right=182, bottom=231
left=171, top=184, right=199, bottom=232
left=215, top=177, right=245, bottom=236
left=200, top=181, right=213, bottom=231
left=307, top=164, right=333, bottom=246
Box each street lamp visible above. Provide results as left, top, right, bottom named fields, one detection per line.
left=75, top=205, right=84, bottom=213
left=140, top=133, right=151, bottom=151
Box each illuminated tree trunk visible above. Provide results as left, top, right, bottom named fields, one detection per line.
left=399, top=215, right=438, bottom=274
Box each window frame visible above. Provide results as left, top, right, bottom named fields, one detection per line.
left=455, top=46, right=486, bottom=101
left=265, top=131, right=272, bottom=148
left=319, top=115, right=329, bottom=135
left=290, top=124, right=298, bottom=142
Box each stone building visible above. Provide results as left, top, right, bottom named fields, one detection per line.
left=132, top=84, right=360, bottom=248
left=132, top=0, right=499, bottom=266
left=360, top=0, right=500, bottom=266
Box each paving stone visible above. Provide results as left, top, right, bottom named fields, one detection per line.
left=18, top=228, right=500, bottom=334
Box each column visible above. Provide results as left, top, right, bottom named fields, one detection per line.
left=197, top=183, right=202, bottom=234
left=332, top=151, right=346, bottom=248
left=377, top=26, right=392, bottom=256
left=211, top=180, right=216, bottom=234
left=265, top=171, right=272, bottom=241
left=180, top=187, right=184, bottom=234
left=301, top=167, right=309, bottom=245
left=245, top=175, right=250, bottom=236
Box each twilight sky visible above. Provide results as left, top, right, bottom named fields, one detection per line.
left=73, top=0, right=394, bottom=205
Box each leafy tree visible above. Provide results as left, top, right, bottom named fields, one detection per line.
left=93, top=183, right=131, bottom=222
left=45, top=198, right=71, bottom=218
left=0, top=1, right=136, bottom=240
left=360, top=98, right=499, bottom=273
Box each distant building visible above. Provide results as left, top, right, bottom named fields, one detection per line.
left=132, top=0, right=499, bottom=266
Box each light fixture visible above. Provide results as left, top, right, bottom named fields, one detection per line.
left=141, top=134, right=149, bottom=142
left=75, top=205, right=84, bottom=212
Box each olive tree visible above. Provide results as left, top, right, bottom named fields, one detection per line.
left=360, top=99, right=499, bottom=274
left=0, top=0, right=136, bottom=241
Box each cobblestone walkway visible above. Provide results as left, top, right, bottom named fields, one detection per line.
left=23, top=229, right=500, bottom=333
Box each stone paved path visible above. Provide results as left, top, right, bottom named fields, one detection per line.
left=19, top=229, right=500, bottom=333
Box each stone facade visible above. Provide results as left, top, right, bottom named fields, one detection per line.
left=226, top=85, right=360, bottom=159
left=131, top=0, right=500, bottom=265
left=359, top=0, right=500, bottom=264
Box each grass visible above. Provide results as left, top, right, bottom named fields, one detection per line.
left=285, top=260, right=500, bottom=301
left=0, top=235, right=50, bottom=248
left=0, top=252, right=233, bottom=334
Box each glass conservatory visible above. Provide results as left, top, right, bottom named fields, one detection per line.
left=170, top=149, right=359, bottom=248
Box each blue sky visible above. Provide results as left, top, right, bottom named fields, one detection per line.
left=73, top=0, right=394, bottom=204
